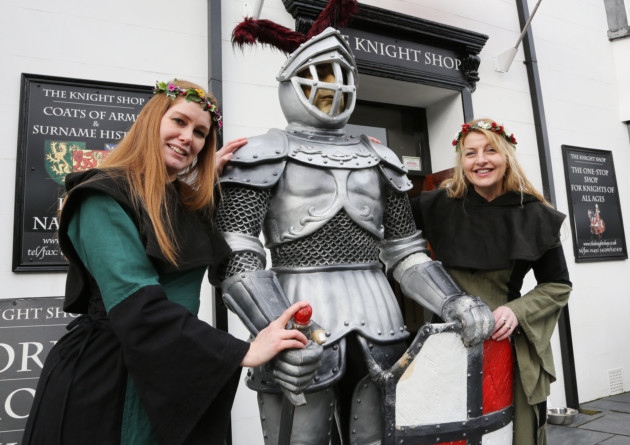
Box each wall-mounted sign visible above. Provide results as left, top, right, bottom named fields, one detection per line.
left=341, top=28, right=464, bottom=83
left=0, top=297, right=77, bottom=444
left=562, top=145, right=627, bottom=262
left=13, top=74, right=152, bottom=272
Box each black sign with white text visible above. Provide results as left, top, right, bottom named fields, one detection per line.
left=13, top=74, right=152, bottom=271
left=562, top=145, right=627, bottom=262
left=0, top=297, right=78, bottom=444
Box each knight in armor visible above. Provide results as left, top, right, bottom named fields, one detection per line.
left=213, top=3, right=495, bottom=443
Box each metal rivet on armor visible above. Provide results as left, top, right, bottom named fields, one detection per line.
left=467, top=373, right=471, bottom=377
left=326, top=331, right=331, bottom=336
left=344, top=320, right=349, bottom=326
left=352, top=430, right=356, bottom=434
left=369, top=343, right=374, bottom=349
left=245, top=178, right=251, bottom=182
left=314, top=376, right=320, bottom=382
left=377, top=330, right=382, bottom=335
left=333, top=344, right=338, bottom=350
left=354, top=415, right=358, bottom=420
left=390, top=330, right=395, bottom=335
left=436, top=425, right=441, bottom=429
left=275, top=149, right=280, bottom=154
left=313, top=82, right=318, bottom=86
left=273, top=172, right=278, bottom=176
left=361, top=320, right=366, bottom=326
left=308, top=157, right=313, bottom=161
left=263, top=179, right=268, bottom=183
left=324, top=160, right=328, bottom=164
left=356, top=398, right=361, bottom=404
left=332, top=367, right=338, bottom=373
left=399, top=326, right=404, bottom=331
left=228, top=176, right=233, bottom=180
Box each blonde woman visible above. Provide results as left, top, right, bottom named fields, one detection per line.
left=411, top=118, right=572, bottom=445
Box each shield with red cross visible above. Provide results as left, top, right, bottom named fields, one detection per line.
left=380, top=322, right=514, bottom=445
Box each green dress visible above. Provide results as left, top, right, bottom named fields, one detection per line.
left=22, top=171, right=250, bottom=445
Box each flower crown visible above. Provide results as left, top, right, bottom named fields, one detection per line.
left=452, top=121, right=517, bottom=149
left=153, top=80, right=223, bottom=129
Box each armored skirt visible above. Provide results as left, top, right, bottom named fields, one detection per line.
left=411, top=187, right=572, bottom=445
left=22, top=171, right=250, bottom=445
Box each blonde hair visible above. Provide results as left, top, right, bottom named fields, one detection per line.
left=85, top=79, right=220, bottom=265
left=441, top=118, right=550, bottom=205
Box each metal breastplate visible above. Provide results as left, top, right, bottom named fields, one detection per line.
left=264, top=138, right=386, bottom=247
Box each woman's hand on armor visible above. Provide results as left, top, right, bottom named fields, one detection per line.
left=215, top=137, right=247, bottom=174
left=241, top=301, right=311, bottom=368
left=492, top=306, right=519, bottom=341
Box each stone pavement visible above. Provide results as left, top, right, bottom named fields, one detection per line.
left=547, top=391, right=630, bottom=444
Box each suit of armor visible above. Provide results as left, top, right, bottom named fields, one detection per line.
left=214, top=28, right=493, bottom=444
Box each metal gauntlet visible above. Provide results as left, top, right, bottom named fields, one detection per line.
left=398, top=260, right=494, bottom=346
left=221, top=269, right=292, bottom=335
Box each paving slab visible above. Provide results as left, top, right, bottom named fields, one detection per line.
left=547, top=424, right=612, bottom=445
left=577, top=412, right=630, bottom=436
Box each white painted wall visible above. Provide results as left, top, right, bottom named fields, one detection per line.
left=0, top=0, right=212, bottom=296
left=2, top=0, right=629, bottom=443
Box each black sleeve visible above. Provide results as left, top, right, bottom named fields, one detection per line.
left=532, top=243, right=572, bottom=286
left=108, top=285, right=250, bottom=445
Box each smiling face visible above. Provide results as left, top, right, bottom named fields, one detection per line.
left=160, top=99, right=211, bottom=181
left=461, top=131, right=508, bottom=201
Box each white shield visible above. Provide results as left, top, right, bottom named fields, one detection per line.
left=381, top=323, right=514, bottom=445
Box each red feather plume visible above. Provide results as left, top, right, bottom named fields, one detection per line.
left=232, top=18, right=307, bottom=54
left=307, top=0, right=359, bottom=39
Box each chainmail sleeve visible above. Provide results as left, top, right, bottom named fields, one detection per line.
left=215, top=184, right=271, bottom=278
left=383, top=189, right=418, bottom=240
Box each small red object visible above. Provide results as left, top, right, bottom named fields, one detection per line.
left=294, top=305, right=312, bottom=326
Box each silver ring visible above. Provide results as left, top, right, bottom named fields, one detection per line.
left=501, top=317, right=507, bottom=322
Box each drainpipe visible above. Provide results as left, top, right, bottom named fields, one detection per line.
left=207, top=0, right=229, bottom=332
left=515, top=0, right=579, bottom=409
